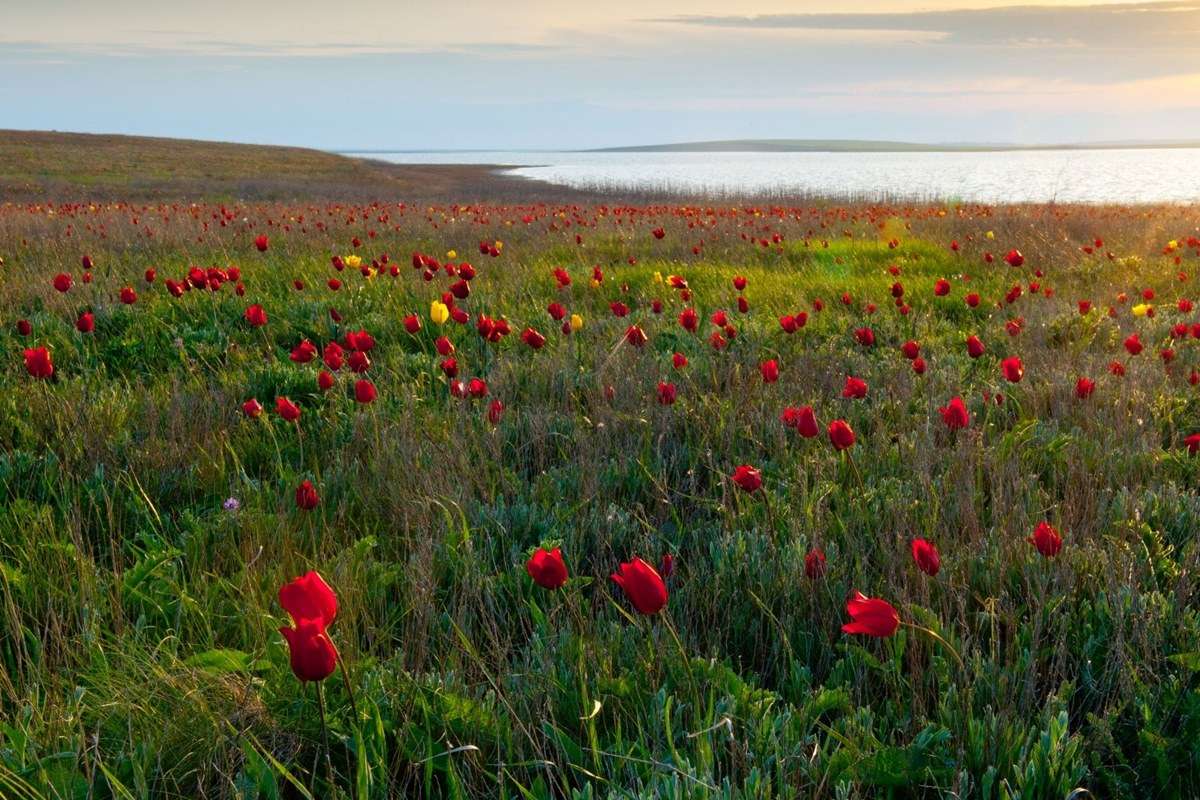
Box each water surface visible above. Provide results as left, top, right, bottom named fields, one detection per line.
left=358, top=148, right=1200, bottom=203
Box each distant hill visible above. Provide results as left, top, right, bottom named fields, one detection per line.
left=589, top=138, right=1200, bottom=153
left=0, top=130, right=542, bottom=201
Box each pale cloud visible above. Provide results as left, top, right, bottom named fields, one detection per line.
left=652, top=1, right=1200, bottom=49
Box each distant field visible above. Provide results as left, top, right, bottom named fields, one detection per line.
left=0, top=130, right=559, bottom=202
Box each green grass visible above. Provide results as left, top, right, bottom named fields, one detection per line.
left=2, top=198, right=1200, bottom=798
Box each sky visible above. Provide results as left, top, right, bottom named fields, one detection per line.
left=2, top=0, right=1199, bottom=150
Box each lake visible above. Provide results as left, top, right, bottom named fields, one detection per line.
left=358, top=148, right=1200, bottom=204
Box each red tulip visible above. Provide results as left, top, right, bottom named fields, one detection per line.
left=354, top=379, right=377, bottom=404
left=965, top=293, right=980, bottom=307
left=672, top=352, right=688, bottom=369
left=521, top=327, right=546, bottom=350
left=828, top=419, right=855, bottom=450
left=1123, top=333, right=1143, bottom=356
left=731, top=464, right=762, bottom=492
left=939, top=396, right=970, bottom=430
left=318, top=371, right=335, bottom=391
left=1001, top=356, right=1024, bottom=383
left=344, top=329, right=375, bottom=351
left=488, top=398, right=505, bottom=424
left=841, top=592, right=899, bottom=637
left=911, top=538, right=941, bottom=576
left=348, top=351, right=371, bottom=373
left=244, top=304, right=267, bottom=327
left=279, top=571, right=337, bottom=628
left=404, top=314, right=422, bottom=334
left=842, top=376, right=868, bottom=399
left=1028, top=521, right=1062, bottom=557
left=625, top=325, right=648, bottom=348
left=733, top=275, right=747, bottom=291
left=242, top=398, right=263, bottom=418
left=1075, top=377, right=1095, bottom=399
left=15, top=319, right=31, bottom=336
left=1185, top=433, right=1200, bottom=455
left=119, top=287, right=137, bottom=305
left=912, top=357, right=927, bottom=375
left=804, top=548, right=826, bottom=579
left=295, top=479, right=319, bottom=511
left=278, top=618, right=337, bottom=682
left=966, top=335, right=985, bottom=359
left=854, top=327, right=875, bottom=347
left=254, top=234, right=269, bottom=252
left=679, top=307, right=699, bottom=333
left=23, top=346, right=54, bottom=379
left=76, top=311, right=94, bottom=333
left=610, top=557, right=668, bottom=615
left=760, top=359, right=779, bottom=383
left=1004, top=249, right=1024, bottom=267
left=468, top=378, right=488, bottom=398
left=323, top=342, right=344, bottom=371
left=290, top=340, right=317, bottom=364
left=900, top=340, right=920, bottom=360
left=657, top=381, right=677, bottom=405
left=795, top=405, right=820, bottom=438
left=53, top=272, right=73, bottom=293
left=525, top=547, right=568, bottom=589
left=934, top=278, right=950, bottom=296
left=276, top=396, right=301, bottom=422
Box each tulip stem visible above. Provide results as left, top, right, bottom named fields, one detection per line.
left=336, top=650, right=360, bottom=720
left=844, top=451, right=865, bottom=491
left=900, top=621, right=964, bottom=670
left=315, top=681, right=335, bottom=788
left=662, top=614, right=701, bottom=719
left=761, top=488, right=777, bottom=538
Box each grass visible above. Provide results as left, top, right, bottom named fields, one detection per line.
left=2, top=188, right=1200, bottom=798
left=0, top=130, right=561, bottom=203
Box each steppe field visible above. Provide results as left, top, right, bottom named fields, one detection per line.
left=3, top=132, right=1200, bottom=799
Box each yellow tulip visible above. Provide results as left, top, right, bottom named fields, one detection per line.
left=653, top=271, right=663, bottom=284
left=570, top=314, right=583, bottom=331
left=589, top=278, right=601, bottom=289
left=345, top=254, right=362, bottom=269
left=446, top=249, right=457, bottom=259
left=985, top=231, right=995, bottom=240
left=1132, top=303, right=1152, bottom=317
left=430, top=300, right=450, bottom=325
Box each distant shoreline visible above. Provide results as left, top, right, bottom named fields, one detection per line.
left=342, top=139, right=1200, bottom=156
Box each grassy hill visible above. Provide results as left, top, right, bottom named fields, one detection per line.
left=0, top=130, right=536, bottom=202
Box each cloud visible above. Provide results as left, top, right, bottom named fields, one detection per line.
left=0, top=37, right=563, bottom=61
left=651, top=1, right=1200, bottom=49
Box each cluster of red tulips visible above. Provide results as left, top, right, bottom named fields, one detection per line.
left=14, top=199, right=1200, bottom=689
